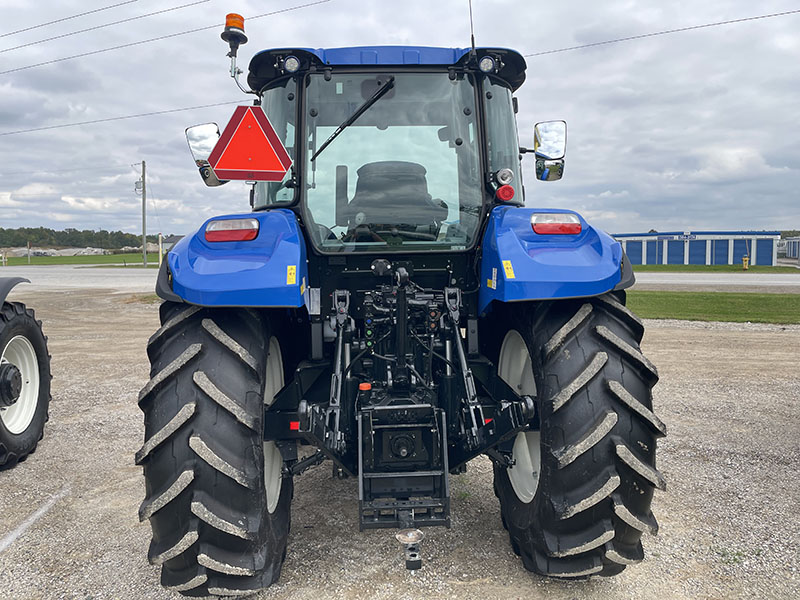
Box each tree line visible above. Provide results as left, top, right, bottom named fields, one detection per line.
left=0, top=227, right=160, bottom=249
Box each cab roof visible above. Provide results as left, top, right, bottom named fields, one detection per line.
left=247, top=45, right=526, bottom=92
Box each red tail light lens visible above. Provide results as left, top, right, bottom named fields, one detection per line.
left=205, top=218, right=259, bottom=242
left=496, top=185, right=515, bottom=201
left=531, top=213, right=582, bottom=235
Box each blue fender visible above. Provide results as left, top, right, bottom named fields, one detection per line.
left=167, top=209, right=308, bottom=307
left=478, top=206, right=623, bottom=314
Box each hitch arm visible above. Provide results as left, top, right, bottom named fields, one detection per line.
left=326, top=290, right=350, bottom=452
left=444, top=287, right=482, bottom=445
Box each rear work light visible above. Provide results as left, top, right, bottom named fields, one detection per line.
left=531, top=213, right=582, bottom=235
left=205, top=218, right=259, bottom=242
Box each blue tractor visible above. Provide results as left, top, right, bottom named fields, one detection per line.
left=137, top=16, right=665, bottom=597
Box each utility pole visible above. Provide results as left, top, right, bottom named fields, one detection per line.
left=141, top=160, right=147, bottom=267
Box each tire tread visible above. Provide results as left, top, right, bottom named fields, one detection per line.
left=490, top=293, right=664, bottom=579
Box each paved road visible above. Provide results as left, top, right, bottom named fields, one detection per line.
left=3, top=266, right=799, bottom=296
left=633, top=272, right=800, bottom=293
left=1, top=265, right=157, bottom=294
left=635, top=272, right=800, bottom=287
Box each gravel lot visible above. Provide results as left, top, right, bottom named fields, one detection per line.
left=0, top=289, right=798, bottom=600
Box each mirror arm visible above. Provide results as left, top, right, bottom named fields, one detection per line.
left=519, top=146, right=534, bottom=154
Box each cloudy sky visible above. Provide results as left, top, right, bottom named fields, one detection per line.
left=1, top=0, right=798, bottom=236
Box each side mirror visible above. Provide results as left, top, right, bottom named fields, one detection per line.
left=186, top=123, right=227, bottom=187
left=534, top=120, right=566, bottom=160
left=533, top=120, right=566, bottom=182
left=535, top=159, right=564, bottom=182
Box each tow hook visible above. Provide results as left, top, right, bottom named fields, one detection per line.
left=0, top=362, right=22, bottom=408
left=395, top=528, right=424, bottom=571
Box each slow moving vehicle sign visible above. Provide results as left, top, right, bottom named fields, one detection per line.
left=208, top=105, right=292, bottom=181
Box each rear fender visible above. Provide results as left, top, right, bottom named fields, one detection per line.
left=164, top=209, right=309, bottom=307
left=478, top=206, right=626, bottom=314
left=0, top=277, right=29, bottom=306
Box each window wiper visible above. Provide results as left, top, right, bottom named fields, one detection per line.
left=310, top=76, right=395, bottom=162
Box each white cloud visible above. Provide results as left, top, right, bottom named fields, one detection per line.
left=60, top=196, right=120, bottom=212
left=48, top=212, right=77, bottom=222
left=0, top=193, right=22, bottom=207
left=682, top=148, right=791, bottom=183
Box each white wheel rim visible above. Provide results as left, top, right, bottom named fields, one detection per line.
left=0, top=335, right=40, bottom=435
left=498, top=330, right=541, bottom=504
left=264, top=336, right=284, bottom=514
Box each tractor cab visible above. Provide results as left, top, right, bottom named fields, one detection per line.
left=187, top=45, right=567, bottom=256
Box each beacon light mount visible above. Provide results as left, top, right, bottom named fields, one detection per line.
left=221, top=13, right=253, bottom=94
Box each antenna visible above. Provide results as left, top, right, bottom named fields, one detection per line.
left=468, top=0, right=476, bottom=54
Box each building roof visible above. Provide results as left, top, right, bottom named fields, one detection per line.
left=613, top=231, right=780, bottom=238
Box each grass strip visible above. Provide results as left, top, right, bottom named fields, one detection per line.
left=2, top=253, right=159, bottom=266
left=626, top=291, right=800, bottom=324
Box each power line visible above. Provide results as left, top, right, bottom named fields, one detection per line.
left=1, top=1, right=210, bottom=55
left=1, top=0, right=138, bottom=38
left=146, top=181, right=165, bottom=234
left=0, top=101, right=241, bottom=137
left=525, top=8, right=800, bottom=57
left=0, top=0, right=332, bottom=76
left=0, top=191, right=68, bottom=198
left=0, top=165, right=130, bottom=176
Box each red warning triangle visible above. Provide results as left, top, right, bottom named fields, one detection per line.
left=208, top=106, right=293, bottom=182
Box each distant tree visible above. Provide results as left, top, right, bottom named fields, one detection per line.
left=0, top=227, right=158, bottom=249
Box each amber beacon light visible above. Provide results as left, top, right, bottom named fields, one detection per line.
left=221, top=13, right=248, bottom=54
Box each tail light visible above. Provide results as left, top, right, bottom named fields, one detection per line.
left=205, top=218, right=259, bottom=242
left=531, top=213, right=582, bottom=235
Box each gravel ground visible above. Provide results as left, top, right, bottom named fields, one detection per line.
left=0, top=289, right=798, bottom=599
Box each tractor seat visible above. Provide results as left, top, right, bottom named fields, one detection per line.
left=347, top=161, right=447, bottom=227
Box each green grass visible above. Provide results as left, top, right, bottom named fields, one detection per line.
left=711, top=546, right=747, bottom=565
left=633, top=264, right=799, bottom=274
left=123, top=294, right=161, bottom=304
left=91, top=263, right=159, bottom=269
left=627, top=291, right=800, bottom=324
left=2, top=253, right=159, bottom=266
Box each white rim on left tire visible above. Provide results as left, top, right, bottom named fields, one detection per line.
left=263, top=336, right=284, bottom=514
left=0, top=335, right=40, bottom=435
left=497, top=330, right=541, bottom=504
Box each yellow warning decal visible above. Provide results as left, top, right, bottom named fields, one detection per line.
left=300, top=276, right=306, bottom=295
left=287, top=265, right=297, bottom=285
left=502, top=260, right=515, bottom=279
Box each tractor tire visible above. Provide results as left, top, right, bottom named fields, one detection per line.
left=485, top=292, right=666, bottom=578
left=137, top=303, right=292, bottom=597
left=0, top=301, right=51, bottom=469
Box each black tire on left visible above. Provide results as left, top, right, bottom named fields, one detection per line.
left=0, top=301, right=51, bottom=469
left=138, top=303, right=292, bottom=597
